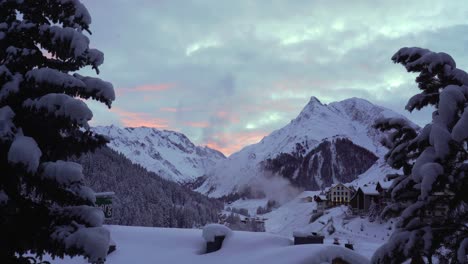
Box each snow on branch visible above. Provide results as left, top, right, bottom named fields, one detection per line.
left=392, top=47, right=455, bottom=73
left=452, top=106, right=468, bottom=142
left=64, top=227, right=110, bottom=263
left=7, top=135, right=42, bottom=173
left=23, top=93, right=93, bottom=128
left=25, top=68, right=115, bottom=106
left=0, top=73, right=23, bottom=101
left=26, top=67, right=85, bottom=88
left=50, top=225, right=110, bottom=264
left=74, top=73, right=115, bottom=107
left=68, top=185, right=96, bottom=204
left=57, top=0, right=92, bottom=28
left=438, top=85, right=466, bottom=126
left=411, top=147, right=437, bottom=182
left=405, top=92, right=438, bottom=112
left=419, top=163, right=444, bottom=199
left=41, top=161, right=84, bottom=186
left=0, top=106, right=15, bottom=142
left=39, top=25, right=90, bottom=59
left=429, top=122, right=451, bottom=159
left=58, top=205, right=105, bottom=227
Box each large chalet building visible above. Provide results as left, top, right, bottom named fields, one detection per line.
left=326, top=183, right=353, bottom=206
left=313, top=180, right=395, bottom=214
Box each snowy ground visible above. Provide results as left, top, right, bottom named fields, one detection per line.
left=43, top=190, right=390, bottom=264
left=261, top=191, right=389, bottom=259
left=219, top=190, right=389, bottom=259
left=45, top=225, right=369, bottom=264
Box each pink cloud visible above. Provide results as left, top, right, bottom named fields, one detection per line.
left=117, top=83, right=176, bottom=95
left=215, top=111, right=240, bottom=123
left=133, top=83, right=174, bottom=92
left=160, top=107, right=193, bottom=113
left=111, top=107, right=170, bottom=128
left=184, top=121, right=210, bottom=128
left=205, top=130, right=267, bottom=156
left=160, top=107, right=178, bottom=112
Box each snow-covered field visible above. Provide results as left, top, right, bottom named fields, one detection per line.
left=262, top=191, right=388, bottom=258
left=46, top=225, right=370, bottom=264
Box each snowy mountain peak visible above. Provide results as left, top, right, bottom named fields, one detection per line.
left=296, top=96, right=326, bottom=119
left=197, top=96, right=415, bottom=197
left=92, top=126, right=225, bottom=183
left=308, top=95, right=323, bottom=105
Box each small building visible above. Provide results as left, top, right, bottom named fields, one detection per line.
left=301, top=196, right=314, bottom=203
left=313, top=195, right=329, bottom=212
left=349, top=184, right=379, bottom=213
left=326, top=183, right=353, bottom=206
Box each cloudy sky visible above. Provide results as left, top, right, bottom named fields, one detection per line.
left=80, top=0, right=468, bottom=156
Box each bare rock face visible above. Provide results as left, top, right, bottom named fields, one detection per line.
left=263, top=137, right=378, bottom=190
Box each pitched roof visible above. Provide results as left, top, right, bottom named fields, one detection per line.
left=360, top=184, right=379, bottom=195
left=329, top=183, right=352, bottom=191
left=378, top=180, right=393, bottom=190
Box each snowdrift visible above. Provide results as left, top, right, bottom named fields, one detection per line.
left=46, top=225, right=369, bottom=264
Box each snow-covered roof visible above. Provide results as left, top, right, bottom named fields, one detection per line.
left=360, top=185, right=379, bottom=195
left=95, top=192, right=115, bottom=197
left=377, top=180, right=393, bottom=190
left=318, top=195, right=327, bottom=200
left=329, top=183, right=352, bottom=191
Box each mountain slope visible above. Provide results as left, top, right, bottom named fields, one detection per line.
left=74, top=146, right=223, bottom=227
left=197, top=97, right=414, bottom=197
left=262, top=137, right=379, bottom=190
left=92, top=126, right=226, bottom=183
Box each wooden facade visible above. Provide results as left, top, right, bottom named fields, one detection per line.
left=349, top=185, right=379, bottom=213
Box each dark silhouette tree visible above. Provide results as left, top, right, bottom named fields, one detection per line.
left=371, top=47, right=468, bottom=264
left=0, top=0, right=115, bottom=263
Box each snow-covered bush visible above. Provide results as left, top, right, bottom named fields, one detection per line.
left=327, top=218, right=336, bottom=235
left=202, top=224, right=233, bottom=242
left=372, top=47, right=468, bottom=264
left=0, top=1, right=114, bottom=263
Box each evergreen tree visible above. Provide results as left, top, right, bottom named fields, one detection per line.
left=75, top=146, right=223, bottom=229
left=0, top=1, right=115, bottom=263
left=371, top=47, right=468, bottom=263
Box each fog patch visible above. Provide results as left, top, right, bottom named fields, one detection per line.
left=247, top=169, right=303, bottom=205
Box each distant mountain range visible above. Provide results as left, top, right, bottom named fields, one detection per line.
left=92, top=126, right=225, bottom=183
left=92, top=97, right=415, bottom=198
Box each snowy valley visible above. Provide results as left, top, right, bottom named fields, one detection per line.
left=3, top=1, right=467, bottom=263
left=67, top=96, right=416, bottom=263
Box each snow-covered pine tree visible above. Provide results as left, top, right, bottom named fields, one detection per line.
left=371, top=47, right=468, bottom=264
left=0, top=1, right=115, bottom=263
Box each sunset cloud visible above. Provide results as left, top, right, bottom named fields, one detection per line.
left=205, top=130, right=268, bottom=156
left=184, top=121, right=210, bottom=128
left=111, top=107, right=170, bottom=129
left=81, top=0, right=468, bottom=156
left=117, top=83, right=175, bottom=95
